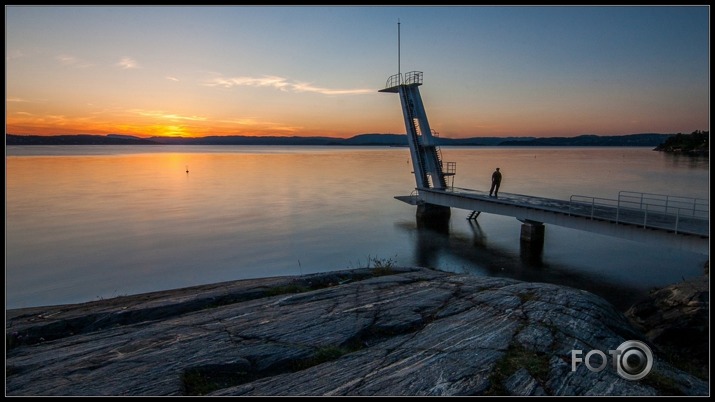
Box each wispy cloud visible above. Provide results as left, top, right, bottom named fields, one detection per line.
left=205, top=75, right=373, bottom=95
left=214, top=117, right=304, bottom=135
left=7, top=97, right=31, bottom=103
left=56, top=54, right=94, bottom=68
left=204, top=120, right=300, bottom=137
left=6, top=49, right=26, bottom=61
left=290, top=81, right=374, bottom=95
left=133, top=109, right=207, bottom=122
left=117, top=57, right=139, bottom=69
left=219, top=117, right=298, bottom=129
left=165, top=76, right=180, bottom=82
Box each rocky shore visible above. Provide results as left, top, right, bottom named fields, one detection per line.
left=625, top=262, right=709, bottom=381
left=5, top=266, right=709, bottom=396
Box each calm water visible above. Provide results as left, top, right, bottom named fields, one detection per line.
left=5, top=145, right=709, bottom=311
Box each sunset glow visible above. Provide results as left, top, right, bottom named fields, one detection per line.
left=5, top=6, right=710, bottom=139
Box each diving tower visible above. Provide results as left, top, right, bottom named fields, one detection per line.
left=379, top=71, right=455, bottom=221
left=380, top=74, right=709, bottom=255
left=379, top=22, right=707, bottom=255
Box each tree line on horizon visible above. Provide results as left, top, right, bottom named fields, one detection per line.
left=6, top=132, right=684, bottom=147
left=652, top=130, right=709, bottom=156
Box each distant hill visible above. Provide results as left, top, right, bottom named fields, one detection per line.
left=335, top=133, right=407, bottom=146
left=498, top=133, right=673, bottom=147
left=7, top=132, right=675, bottom=147
left=147, top=135, right=339, bottom=146
left=6, top=134, right=158, bottom=145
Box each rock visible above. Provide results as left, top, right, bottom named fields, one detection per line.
left=5, top=267, right=707, bottom=396
left=625, top=262, right=709, bottom=381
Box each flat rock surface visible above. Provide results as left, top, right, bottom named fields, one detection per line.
left=5, top=267, right=708, bottom=396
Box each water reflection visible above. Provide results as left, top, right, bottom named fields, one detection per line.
left=7, top=146, right=707, bottom=309
left=663, top=153, right=709, bottom=169
left=399, top=215, right=656, bottom=311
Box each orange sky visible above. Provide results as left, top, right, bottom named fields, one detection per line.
left=5, top=6, right=710, bottom=139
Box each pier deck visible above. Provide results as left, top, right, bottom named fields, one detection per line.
left=397, top=187, right=709, bottom=255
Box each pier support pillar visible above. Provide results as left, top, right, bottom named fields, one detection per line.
left=416, top=203, right=451, bottom=232
left=520, top=221, right=545, bottom=265
left=520, top=221, right=545, bottom=244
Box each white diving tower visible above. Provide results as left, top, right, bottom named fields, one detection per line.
left=379, top=71, right=708, bottom=255
left=379, top=71, right=455, bottom=221
left=377, top=23, right=708, bottom=254
left=379, top=71, right=453, bottom=191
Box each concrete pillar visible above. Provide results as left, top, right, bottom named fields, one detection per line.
left=416, top=203, right=451, bottom=219
left=520, top=221, right=545, bottom=265
left=416, top=203, right=451, bottom=233
left=520, top=221, right=545, bottom=243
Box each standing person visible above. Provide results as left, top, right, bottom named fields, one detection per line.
left=489, top=167, right=502, bottom=197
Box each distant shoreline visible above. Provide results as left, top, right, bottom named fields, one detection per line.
left=6, top=132, right=675, bottom=147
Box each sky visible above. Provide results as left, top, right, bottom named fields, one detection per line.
left=5, top=5, right=710, bottom=139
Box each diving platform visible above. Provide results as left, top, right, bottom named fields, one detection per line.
left=381, top=68, right=709, bottom=255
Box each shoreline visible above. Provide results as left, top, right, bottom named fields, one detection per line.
left=6, top=266, right=708, bottom=396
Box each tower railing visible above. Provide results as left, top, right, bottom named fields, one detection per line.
left=404, top=71, right=423, bottom=85
left=384, top=73, right=402, bottom=89
left=383, top=71, right=423, bottom=89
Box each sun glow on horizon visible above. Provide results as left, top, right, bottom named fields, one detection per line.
left=5, top=6, right=709, bottom=139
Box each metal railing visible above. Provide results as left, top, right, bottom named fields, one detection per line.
left=404, top=71, right=423, bottom=85
left=384, top=71, right=423, bottom=89
left=617, top=191, right=709, bottom=219
left=568, top=191, right=709, bottom=235
left=443, top=162, right=456, bottom=175
left=384, top=73, right=402, bottom=89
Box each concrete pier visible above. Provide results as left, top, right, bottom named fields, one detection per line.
left=519, top=221, right=545, bottom=265
left=416, top=203, right=451, bottom=220
left=416, top=203, right=451, bottom=232
left=414, top=188, right=708, bottom=255
left=520, top=221, right=545, bottom=244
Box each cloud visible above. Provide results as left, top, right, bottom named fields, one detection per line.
left=56, top=54, right=94, bottom=68
left=7, top=97, right=31, bottom=103
left=57, top=55, right=77, bottom=65
left=6, top=49, right=26, bottom=61
left=291, top=81, right=374, bottom=95
left=133, top=109, right=207, bottom=122
left=117, top=57, right=139, bottom=69
left=166, top=76, right=180, bottom=82
left=205, top=75, right=373, bottom=95
left=216, top=118, right=303, bottom=134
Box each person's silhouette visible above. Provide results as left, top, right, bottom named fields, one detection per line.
left=489, top=167, right=502, bottom=197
